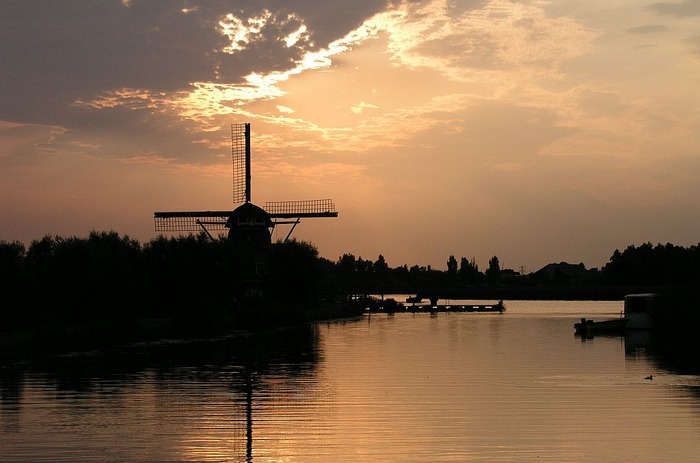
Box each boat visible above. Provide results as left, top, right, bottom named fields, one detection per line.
left=574, top=316, right=627, bottom=335
left=622, top=292, right=657, bottom=330
left=574, top=293, right=658, bottom=336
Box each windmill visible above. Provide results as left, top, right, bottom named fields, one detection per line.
left=154, top=123, right=338, bottom=246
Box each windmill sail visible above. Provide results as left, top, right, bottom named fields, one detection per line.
left=153, top=199, right=338, bottom=232
left=231, top=122, right=250, bottom=204
left=154, top=211, right=230, bottom=232
left=265, top=199, right=337, bottom=218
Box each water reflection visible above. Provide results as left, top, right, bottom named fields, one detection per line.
left=2, top=305, right=700, bottom=462
left=1, top=324, right=322, bottom=462
left=578, top=325, right=700, bottom=378
left=576, top=321, right=700, bottom=407
left=0, top=367, right=22, bottom=433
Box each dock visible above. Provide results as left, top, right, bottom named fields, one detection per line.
left=404, top=301, right=504, bottom=313
left=364, top=297, right=505, bottom=314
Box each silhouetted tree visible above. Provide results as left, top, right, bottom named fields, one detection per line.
left=447, top=255, right=458, bottom=276
left=19, top=232, right=147, bottom=325
left=337, top=253, right=356, bottom=275
left=374, top=254, right=389, bottom=275
left=0, top=240, right=28, bottom=329
left=371, top=254, right=393, bottom=292
left=458, top=256, right=482, bottom=284
left=336, top=253, right=360, bottom=293
left=603, top=242, right=700, bottom=285
left=266, top=239, right=320, bottom=306
left=486, top=255, right=501, bottom=284
left=143, top=233, right=234, bottom=318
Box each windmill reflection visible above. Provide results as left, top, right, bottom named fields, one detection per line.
left=1, top=323, right=321, bottom=462
left=224, top=325, right=322, bottom=462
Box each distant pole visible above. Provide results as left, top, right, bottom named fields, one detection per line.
left=245, top=123, right=251, bottom=203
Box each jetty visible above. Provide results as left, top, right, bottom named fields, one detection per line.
left=402, top=300, right=505, bottom=313
left=361, top=295, right=505, bottom=314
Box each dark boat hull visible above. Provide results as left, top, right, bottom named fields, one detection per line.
left=574, top=317, right=628, bottom=335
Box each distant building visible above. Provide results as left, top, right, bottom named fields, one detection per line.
left=532, top=262, right=587, bottom=285
left=500, top=268, right=525, bottom=284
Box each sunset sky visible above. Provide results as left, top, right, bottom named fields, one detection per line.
left=2, top=0, right=699, bottom=272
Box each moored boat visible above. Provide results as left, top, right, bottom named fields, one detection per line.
left=574, top=292, right=658, bottom=336
left=623, top=292, right=657, bottom=329
left=575, top=317, right=627, bottom=335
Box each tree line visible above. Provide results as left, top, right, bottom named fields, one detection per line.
left=1, top=231, right=699, bottom=334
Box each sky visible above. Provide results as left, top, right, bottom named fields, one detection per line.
left=1, top=0, right=699, bottom=273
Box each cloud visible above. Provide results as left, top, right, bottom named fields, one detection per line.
left=276, top=105, right=296, bottom=114
left=686, top=34, right=700, bottom=56
left=1, top=2, right=220, bottom=120
left=0, top=0, right=388, bottom=121
left=0, top=0, right=599, bottom=166
left=382, top=0, right=596, bottom=82
left=648, top=0, right=700, bottom=17
left=0, top=0, right=395, bottom=167
left=624, top=24, right=669, bottom=34
left=351, top=102, right=379, bottom=113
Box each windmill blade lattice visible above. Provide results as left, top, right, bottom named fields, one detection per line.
left=231, top=122, right=250, bottom=205
left=154, top=211, right=230, bottom=232
left=265, top=199, right=337, bottom=218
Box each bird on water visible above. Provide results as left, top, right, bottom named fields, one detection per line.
left=645, top=375, right=653, bottom=380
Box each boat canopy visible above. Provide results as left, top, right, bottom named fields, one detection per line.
left=624, top=293, right=658, bottom=314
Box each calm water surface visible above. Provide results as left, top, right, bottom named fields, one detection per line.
left=2, top=300, right=700, bottom=462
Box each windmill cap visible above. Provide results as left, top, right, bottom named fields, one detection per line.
left=226, top=202, right=273, bottom=228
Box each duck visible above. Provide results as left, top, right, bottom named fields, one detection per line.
left=645, top=374, right=653, bottom=380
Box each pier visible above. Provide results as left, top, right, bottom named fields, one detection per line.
left=400, top=300, right=504, bottom=313
left=362, top=295, right=505, bottom=314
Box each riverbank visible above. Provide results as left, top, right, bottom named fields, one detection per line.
left=0, top=299, right=365, bottom=361
left=3, top=286, right=696, bottom=362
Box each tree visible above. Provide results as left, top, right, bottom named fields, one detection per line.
left=602, top=242, right=700, bottom=285
left=374, top=254, right=389, bottom=275
left=447, top=255, right=458, bottom=275
left=459, top=256, right=481, bottom=284
left=0, top=240, right=28, bottom=328
left=337, top=253, right=356, bottom=276
left=446, top=255, right=459, bottom=285
left=266, top=239, right=320, bottom=304
left=486, top=255, right=501, bottom=283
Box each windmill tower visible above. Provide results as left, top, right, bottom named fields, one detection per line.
left=153, top=123, right=338, bottom=245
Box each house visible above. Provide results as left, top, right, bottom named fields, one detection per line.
left=532, top=262, right=588, bottom=285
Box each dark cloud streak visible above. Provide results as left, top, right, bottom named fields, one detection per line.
left=0, top=1, right=225, bottom=121
left=648, top=0, right=700, bottom=18
left=686, top=35, right=700, bottom=57
left=278, top=0, right=390, bottom=45
left=624, top=24, right=669, bottom=34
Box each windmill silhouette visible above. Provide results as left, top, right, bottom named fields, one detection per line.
left=154, top=123, right=338, bottom=245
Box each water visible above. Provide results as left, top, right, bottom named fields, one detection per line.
left=2, top=300, right=700, bottom=462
